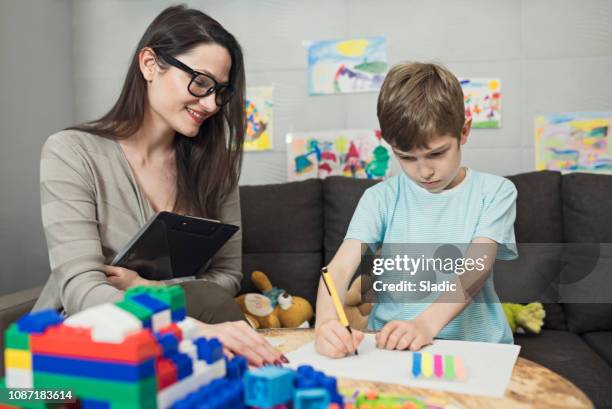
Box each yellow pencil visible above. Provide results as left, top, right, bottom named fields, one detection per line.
left=321, top=266, right=359, bottom=355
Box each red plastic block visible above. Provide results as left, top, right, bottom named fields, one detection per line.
left=156, top=357, right=178, bottom=390
left=158, top=323, right=182, bottom=342
left=31, top=325, right=160, bottom=363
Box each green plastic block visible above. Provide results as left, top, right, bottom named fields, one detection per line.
left=115, top=300, right=153, bottom=323
left=0, top=378, right=49, bottom=408
left=33, top=372, right=156, bottom=404
left=4, top=324, right=30, bottom=350
left=126, top=286, right=185, bottom=310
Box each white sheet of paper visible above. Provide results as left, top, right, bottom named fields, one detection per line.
left=285, top=334, right=520, bottom=397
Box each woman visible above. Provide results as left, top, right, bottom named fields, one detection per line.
left=34, top=5, right=284, bottom=366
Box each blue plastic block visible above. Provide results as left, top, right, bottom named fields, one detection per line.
left=226, top=356, right=248, bottom=379
left=244, top=366, right=295, bottom=408
left=294, top=388, right=330, bottom=409
left=172, top=308, right=186, bottom=322
left=128, top=293, right=168, bottom=313
left=167, top=352, right=193, bottom=380
left=32, top=353, right=155, bottom=381
left=81, top=399, right=111, bottom=409
left=155, top=333, right=179, bottom=357
left=17, top=309, right=63, bottom=334
left=195, top=337, right=224, bottom=364
left=171, top=378, right=244, bottom=409
left=295, top=377, right=318, bottom=389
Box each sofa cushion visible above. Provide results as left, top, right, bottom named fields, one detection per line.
left=516, top=330, right=612, bottom=409
left=323, top=177, right=379, bottom=264
left=496, top=172, right=567, bottom=330
left=240, top=179, right=323, bottom=254
left=582, top=331, right=612, bottom=367
left=561, top=173, right=612, bottom=333
left=239, top=180, right=324, bottom=308
left=506, top=171, right=563, bottom=243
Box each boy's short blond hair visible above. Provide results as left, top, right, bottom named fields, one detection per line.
left=377, top=62, right=465, bottom=151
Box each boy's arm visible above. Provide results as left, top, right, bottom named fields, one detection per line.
left=414, top=237, right=498, bottom=336
left=315, top=239, right=364, bottom=328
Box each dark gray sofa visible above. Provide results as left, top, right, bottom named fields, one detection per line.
left=239, top=171, right=612, bottom=409
left=1, top=170, right=611, bottom=408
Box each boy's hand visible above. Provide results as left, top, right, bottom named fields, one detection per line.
left=315, top=319, right=364, bottom=358
left=376, top=318, right=435, bottom=351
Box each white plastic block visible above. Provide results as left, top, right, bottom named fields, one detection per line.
left=157, top=359, right=226, bottom=409
left=151, top=310, right=172, bottom=332
left=6, top=368, right=33, bottom=388
left=64, top=303, right=143, bottom=343
left=176, top=317, right=200, bottom=340
left=179, top=340, right=198, bottom=362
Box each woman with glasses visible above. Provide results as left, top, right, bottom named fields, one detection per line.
left=34, top=5, right=285, bottom=366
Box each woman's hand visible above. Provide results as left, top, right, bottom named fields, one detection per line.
left=315, top=319, right=364, bottom=358
left=103, top=265, right=161, bottom=290
left=375, top=318, right=435, bottom=351
left=196, top=320, right=287, bottom=367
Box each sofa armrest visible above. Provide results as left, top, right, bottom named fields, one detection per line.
left=0, top=286, right=42, bottom=376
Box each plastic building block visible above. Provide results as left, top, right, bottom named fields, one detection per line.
left=294, top=388, right=330, bottom=409
left=81, top=399, right=111, bottom=409
left=115, top=299, right=153, bottom=328
left=166, top=352, right=193, bottom=380
left=176, top=317, right=200, bottom=340
left=16, top=310, right=63, bottom=334
left=172, top=308, right=186, bottom=322
left=159, top=323, right=183, bottom=342
left=157, top=357, right=178, bottom=390
left=5, top=348, right=31, bottom=369
left=126, top=285, right=185, bottom=311
left=355, top=391, right=426, bottom=409
left=32, top=353, right=155, bottom=381
left=30, top=325, right=160, bottom=363
left=128, top=293, right=168, bottom=314
left=195, top=337, right=223, bottom=364
left=157, top=358, right=227, bottom=409
left=33, top=372, right=156, bottom=404
left=4, top=324, right=29, bottom=350
left=64, top=303, right=143, bottom=344
left=226, top=356, right=247, bottom=380
left=178, top=339, right=197, bottom=362
left=5, top=367, right=33, bottom=388
left=244, top=366, right=295, bottom=408
left=156, top=333, right=179, bottom=357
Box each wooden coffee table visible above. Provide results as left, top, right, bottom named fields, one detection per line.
left=262, top=328, right=593, bottom=409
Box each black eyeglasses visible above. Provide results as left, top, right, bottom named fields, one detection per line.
left=156, top=51, right=234, bottom=106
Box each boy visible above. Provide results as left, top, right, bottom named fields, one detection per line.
left=315, top=62, right=518, bottom=358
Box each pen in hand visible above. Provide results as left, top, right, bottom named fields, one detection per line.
left=321, top=267, right=359, bottom=355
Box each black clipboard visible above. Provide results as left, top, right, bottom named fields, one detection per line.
left=110, top=211, right=239, bottom=281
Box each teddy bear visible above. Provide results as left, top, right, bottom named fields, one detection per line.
left=235, top=270, right=314, bottom=329
left=344, top=275, right=546, bottom=334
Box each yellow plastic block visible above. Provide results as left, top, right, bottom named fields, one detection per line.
left=4, top=348, right=31, bottom=369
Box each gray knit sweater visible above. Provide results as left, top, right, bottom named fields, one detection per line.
left=33, top=130, right=242, bottom=315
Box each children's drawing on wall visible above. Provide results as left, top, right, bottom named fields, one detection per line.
left=307, top=37, right=388, bottom=95
left=535, top=112, right=612, bottom=173
left=286, top=129, right=392, bottom=181
left=245, top=86, right=273, bottom=151
left=460, top=78, right=501, bottom=128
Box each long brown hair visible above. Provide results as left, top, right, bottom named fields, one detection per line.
left=70, top=5, right=245, bottom=218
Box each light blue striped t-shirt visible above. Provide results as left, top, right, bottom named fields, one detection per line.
left=345, top=168, right=518, bottom=344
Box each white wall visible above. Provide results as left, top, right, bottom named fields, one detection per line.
left=71, top=0, right=612, bottom=184
left=0, top=0, right=74, bottom=294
